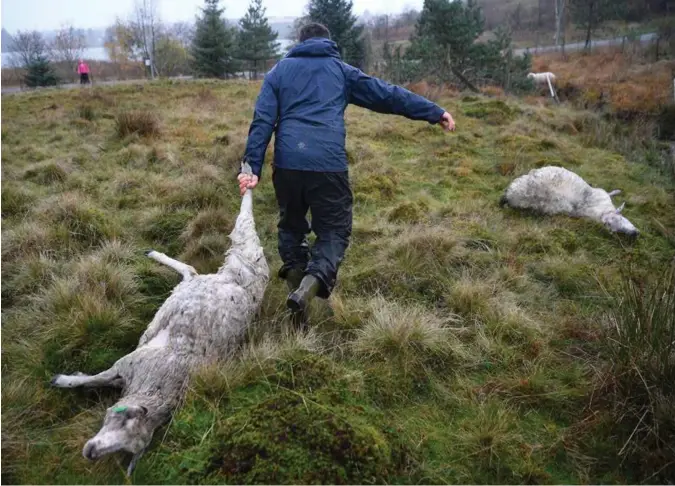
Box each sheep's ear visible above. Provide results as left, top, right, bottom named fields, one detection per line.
left=616, top=202, right=626, bottom=214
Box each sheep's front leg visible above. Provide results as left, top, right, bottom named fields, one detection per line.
left=146, top=250, right=198, bottom=281
left=51, top=368, right=124, bottom=389
left=608, top=189, right=622, bottom=197
left=127, top=442, right=152, bottom=477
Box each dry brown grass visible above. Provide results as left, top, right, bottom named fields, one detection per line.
left=115, top=110, right=161, bottom=139
left=533, top=48, right=675, bottom=113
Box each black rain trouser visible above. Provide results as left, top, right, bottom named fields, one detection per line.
left=273, top=167, right=353, bottom=299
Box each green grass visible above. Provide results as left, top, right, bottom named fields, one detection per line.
left=2, top=80, right=675, bottom=484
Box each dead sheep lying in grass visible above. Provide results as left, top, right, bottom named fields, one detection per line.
left=50, top=162, right=269, bottom=475
left=500, top=166, right=640, bottom=237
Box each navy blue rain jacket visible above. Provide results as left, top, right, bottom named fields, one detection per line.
left=243, top=37, right=445, bottom=177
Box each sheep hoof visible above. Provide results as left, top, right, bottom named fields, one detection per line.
left=50, top=375, right=62, bottom=386
left=499, top=195, right=509, bottom=207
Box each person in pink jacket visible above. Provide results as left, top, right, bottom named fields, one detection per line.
left=78, top=59, right=90, bottom=84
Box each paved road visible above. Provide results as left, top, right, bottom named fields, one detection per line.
left=514, top=32, right=656, bottom=56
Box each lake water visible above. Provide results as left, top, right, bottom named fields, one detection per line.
left=2, top=39, right=295, bottom=67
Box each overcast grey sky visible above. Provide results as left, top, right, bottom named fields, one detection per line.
left=1, top=0, right=424, bottom=32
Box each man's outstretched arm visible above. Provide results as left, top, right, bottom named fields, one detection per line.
left=345, top=67, right=455, bottom=131
left=239, top=69, right=279, bottom=194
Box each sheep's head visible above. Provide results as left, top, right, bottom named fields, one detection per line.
left=601, top=203, right=639, bottom=238
left=83, top=403, right=153, bottom=468
left=527, top=72, right=535, bottom=79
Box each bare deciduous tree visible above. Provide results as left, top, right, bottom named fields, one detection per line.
left=554, top=0, right=567, bottom=54
left=133, top=0, right=161, bottom=77
left=9, top=30, right=46, bottom=69
left=170, top=21, right=194, bottom=50
left=50, top=24, right=86, bottom=82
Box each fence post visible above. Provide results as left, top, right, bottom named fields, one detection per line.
left=546, top=74, right=559, bottom=103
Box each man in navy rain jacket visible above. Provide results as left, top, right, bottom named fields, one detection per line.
left=238, top=23, right=456, bottom=316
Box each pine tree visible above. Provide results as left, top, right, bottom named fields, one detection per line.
left=24, top=55, right=59, bottom=87
left=236, top=0, right=280, bottom=80
left=406, top=0, right=484, bottom=90
left=307, top=0, right=366, bottom=69
left=405, top=0, right=530, bottom=92
left=191, top=0, right=237, bottom=78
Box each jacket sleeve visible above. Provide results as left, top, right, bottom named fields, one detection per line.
left=243, top=68, right=279, bottom=177
left=345, top=65, right=445, bottom=124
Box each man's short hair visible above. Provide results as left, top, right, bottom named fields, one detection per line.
left=299, top=23, right=331, bottom=42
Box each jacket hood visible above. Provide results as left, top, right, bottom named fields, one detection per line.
left=286, top=38, right=341, bottom=59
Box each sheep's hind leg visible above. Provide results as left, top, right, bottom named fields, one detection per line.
left=608, top=190, right=622, bottom=197
left=146, top=250, right=198, bottom=281
left=51, top=368, right=124, bottom=389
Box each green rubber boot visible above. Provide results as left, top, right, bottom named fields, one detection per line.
left=285, top=268, right=304, bottom=292
left=286, top=274, right=321, bottom=314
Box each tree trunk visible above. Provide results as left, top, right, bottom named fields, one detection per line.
left=504, top=50, right=512, bottom=93
left=451, top=66, right=480, bottom=93
left=561, top=1, right=567, bottom=58
left=537, top=0, right=543, bottom=47
left=585, top=1, right=594, bottom=50
left=555, top=0, right=566, bottom=50
left=554, top=0, right=560, bottom=46
left=656, top=36, right=661, bottom=61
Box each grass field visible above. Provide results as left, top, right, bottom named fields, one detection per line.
left=2, top=80, right=674, bottom=484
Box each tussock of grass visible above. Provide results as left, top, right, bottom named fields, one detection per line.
left=180, top=207, right=233, bottom=242
left=353, top=296, right=465, bottom=364
left=1, top=253, right=60, bottom=307
left=192, top=330, right=323, bottom=398
left=140, top=207, right=195, bottom=254
left=387, top=200, right=430, bottom=223
left=195, top=86, right=216, bottom=105
left=591, top=263, right=675, bottom=481
left=1, top=221, right=63, bottom=262
left=23, top=160, right=70, bottom=185
left=77, top=104, right=96, bottom=121
left=115, top=110, right=161, bottom=139
left=448, top=400, right=549, bottom=483
left=39, top=192, right=119, bottom=247
left=180, top=234, right=230, bottom=272
left=93, top=239, right=137, bottom=265
left=463, top=99, right=520, bottom=125
left=1, top=183, right=35, bottom=217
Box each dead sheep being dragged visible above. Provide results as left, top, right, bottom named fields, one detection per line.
left=50, top=161, right=270, bottom=476
left=500, top=165, right=640, bottom=238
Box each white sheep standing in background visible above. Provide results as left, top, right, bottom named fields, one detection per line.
left=527, top=72, right=557, bottom=85
left=50, top=161, right=270, bottom=476
left=500, top=166, right=640, bottom=237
